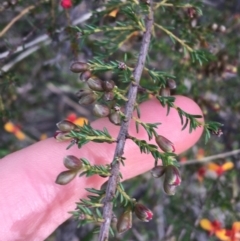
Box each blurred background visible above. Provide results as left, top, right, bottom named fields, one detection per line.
left=0, top=0, right=240, bottom=240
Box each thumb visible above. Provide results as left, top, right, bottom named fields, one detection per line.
left=0, top=96, right=203, bottom=241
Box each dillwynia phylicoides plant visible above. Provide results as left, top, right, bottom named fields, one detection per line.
left=54, top=0, right=223, bottom=240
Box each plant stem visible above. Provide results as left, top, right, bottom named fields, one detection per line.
left=97, top=1, right=154, bottom=240
left=154, top=23, right=194, bottom=52
left=181, top=149, right=240, bottom=166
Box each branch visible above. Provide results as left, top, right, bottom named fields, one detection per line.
left=0, top=6, right=104, bottom=59
left=46, top=83, right=91, bottom=116
left=98, top=2, right=154, bottom=240
left=1, top=42, right=50, bottom=73
left=181, top=149, right=240, bottom=166
left=154, top=23, right=194, bottom=52
left=0, top=0, right=51, bottom=38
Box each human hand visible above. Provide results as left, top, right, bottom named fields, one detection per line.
left=0, top=96, right=203, bottom=241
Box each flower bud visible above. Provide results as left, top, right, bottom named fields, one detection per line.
left=164, top=165, right=181, bottom=186
left=117, top=209, right=132, bottom=233
left=70, top=62, right=88, bottom=73
left=54, top=131, right=72, bottom=142
left=78, top=93, right=96, bottom=105
left=163, top=180, right=177, bottom=195
left=167, top=79, right=177, bottom=89
left=102, top=80, right=115, bottom=91
left=76, top=89, right=92, bottom=98
left=160, top=87, right=170, bottom=96
left=55, top=170, right=78, bottom=185
left=93, top=104, right=110, bottom=117
left=155, top=135, right=175, bottom=152
left=87, top=76, right=104, bottom=91
left=79, top=70, right=92, bottom=82
left=64, top=155, right=82, bottom=170
left=211, top=23, right=218, bottom=31
left=219, top=25, right=226, bottom=33
left=56, top=120, right=77, bottom=132
left=61, top=0, right=72, bottom=9
left=104, top=91, right=114, bottom=101
left=151, top=165, right=166, bottom=178
left=109, top=110, right=121, bottom=125
left=134, top=203, right=153, bottom=222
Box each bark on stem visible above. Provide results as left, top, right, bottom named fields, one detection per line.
left=98, top=2, right=154, bottom=241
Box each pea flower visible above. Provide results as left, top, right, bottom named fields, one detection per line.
left=54, top=114, right=88, bottom=141
left=200, top=219, right=223, bottom=236
left=207, top=162, right=234, bottom=176
left=218, top=222, right=240, bottom=241
left=66, top=113, right=88, bottom=126
left=200, top=219, right=240, bottom=241
left=197, top=161, right=234, bottom=182
left=4, top=122, right=26, bottom=140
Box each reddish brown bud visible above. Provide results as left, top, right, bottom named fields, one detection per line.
left=134, top=203, right=153, bottom=222
left=117, top=209, right=132, bottom=233
left=64, top=155, right=82, bottom=170
left=163, top=180, right=177, bottom=195
left=93, top=104, right=110, bottom=117
left=78, top=93, right=96, bottom=105
left=167, top=79, right=177, bottom=89
left=76, top=89, right=92, bottom=98
left=104, top=91, right=114, bottom=101
left=164, top=165, right=181, bottom=186
left=87, top=76, right=104, bottom=91
left=79, top=70, right=92, bottom=82
left=102, top=80, right=115, bottom=91
left=109, top=110, right=121, bottom=125
left=160, top=87, right=170, bottom=97
left=187, top=7, right=197, bottom=18
left=55, top=170, right=78, bottom=185
left=155, top=135, right=175, bottom=153
left=151, top=165, right=166, bottom=178
left=54, top=131, right=72, bottom=142
left=56, top=120, right=77, bottom=132
left=70, top=62, right=88, bottom=73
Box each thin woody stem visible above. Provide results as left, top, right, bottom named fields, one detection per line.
left=97, top=1, right=154, bottom=240
left=181, top=149, right=240, bottom=166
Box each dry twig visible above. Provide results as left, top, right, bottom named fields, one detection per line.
left=181, top=149, right=240, bottom=166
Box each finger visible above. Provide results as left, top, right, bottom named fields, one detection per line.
left=0, top=96, right=203, bottom=241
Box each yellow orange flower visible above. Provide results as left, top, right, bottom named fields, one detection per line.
left=200, top=219, right=240, bottom=241
left=197, top=161, right=234, bottom=182
left=217, top=222, right=240, bottom=241
left=207, top=162, right=234, bottom=176
left=4, top=122, right=26, bottom=140
left=66, top=113, right=88, bottom=126
left=200, top=219, right=223, bottom=236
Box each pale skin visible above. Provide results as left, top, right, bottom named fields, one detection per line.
left=0, top=96, right=203, bottom=241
